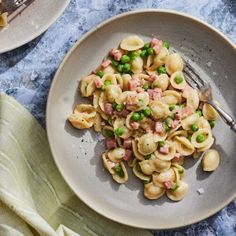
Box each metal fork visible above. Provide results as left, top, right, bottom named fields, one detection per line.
left=184, top=63, right=236, bottom=133
left=1, top=0, right=28, bottom=11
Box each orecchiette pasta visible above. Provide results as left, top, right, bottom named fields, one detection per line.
left=68, top=35, right=219, bottom=202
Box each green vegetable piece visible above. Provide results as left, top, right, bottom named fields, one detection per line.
left=131, top=112, right=141, bottom=121
left=163, top=41, right=170, bottom=49
left=104, top=130, right=114, bottom=137
left=140, top=50, right=147, bottom=58
left=139, top=112, right=145, bottom=120
left=123, top=63, right=131, bottom=73
left=144, top=154, right=152, bottom=160
left=96, top=70, right=104, bottom=78
left=130, top=51, right=139, bottom=60
left=117, top=64, right=124, bottom=73
left=104, top=80, right=112, bottom=86
left=143, top=108, right=152, bottom=117
left=169, top=104, right=175, bottom=111
left=174, top=76, right=184, bottom=84
left=159, top=141, right=165, bottom=147
left=147, top=47, right=154, bottom=55
left=165, top=124, right=170, bottom=132
left=196, top=134, right=206, bottom=143
left=196, top=109, right=202, bottom=117
left=171, top=183, right=179, bottom=192
left=143, top=42, right=151, bottom=49
left=121, top=55, right=130, bottom=64
left=191, top=124, right=199, bottom=132
left=208, top=120, right=215, bottom=129
left=111, top=59, right=119, bottom=67
left=112, top=102, right=117, bottom=109
left=115, top=127, right=124, bottom=136
left=116, top=104, right=124, bottom=111
left=114, top=165, right=124, bottom=177
left=157, top=65, right=167, bottom=74
left=153, top=81, right=159, bottom=88
left=143, top=84, right=150, bottom=91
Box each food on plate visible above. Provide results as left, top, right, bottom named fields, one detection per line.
left=0, top=11, right=8, bottom=27
left=68, top=35, right=220, bottom=201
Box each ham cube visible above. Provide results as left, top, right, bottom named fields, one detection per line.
left=124, top=138, right=132, bottom=149
left=106, top=138, right=117, bottom=150
left=155, top=121, right=164, bottom=133
left=101, top=59, right=111, bottom=68
left=164, top=180, right=174, bottom=189
left=172, top=153, right=181, bottom=162
left=182, top=105, right=193, bottom=117
left=124, top=149, right=133, bottom=161
left=171, top=120, right=179, bottom=129
left=151, top=38, right=159, bottom=47
left=104, top=103, right=113, bottom=115
left=148, top=74, right=158, bottom=82
left=159, top=145, right=169, bottom=154
left=128, top=78, right=140, bottom=91
left=130, top=121, right=140, bottom=130
left=94, top=76, right=103, bottom=88
left=147, top=89, right=155, bottom=99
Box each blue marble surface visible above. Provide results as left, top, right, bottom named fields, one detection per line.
left=0, top=0, right=236, bottom=235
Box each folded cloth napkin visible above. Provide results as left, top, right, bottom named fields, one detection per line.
left=0, top=93, right=152, bottom=236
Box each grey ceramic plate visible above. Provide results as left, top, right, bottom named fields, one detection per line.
left=0, top=0, right=69, bottom=53
left=46, top=10, right=236, bottom=229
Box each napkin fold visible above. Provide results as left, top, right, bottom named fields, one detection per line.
left=0, top=93, right=152, bottom=236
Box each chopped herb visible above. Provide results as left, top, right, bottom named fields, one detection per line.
left=163, top=41, right=170, bottom=49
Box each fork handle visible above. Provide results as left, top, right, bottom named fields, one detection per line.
left=208, top=101, right=236, bottom=133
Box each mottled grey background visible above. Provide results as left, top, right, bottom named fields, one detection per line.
left=0, top=0, right=236, bottom=235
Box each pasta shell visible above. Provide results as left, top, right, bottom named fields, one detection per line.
left=202, top=103, right=218, bottom=120
left=103, top=65, right=116, bottom=74
left=174, top=136, right=195, bottom=156
left=74, top=104, right=96, bottom=119
left=161, top=90, right=182, bottom=104
left=112, top=162, right=128, bottom=184
left=108, top=148, right=126, bottom=163
left=197, top=137, right=214, bottom=152
left=113, top=118, right=132, bottom=139
left=149, top=101, right=170, bottom=120
left=197, top=117, right=211, bottom=130
left=132, top=139, right=144, bottom=160
left=80, top=74, right=97, bottom=97
left=101, top=73, right=117, bottom=85
left=153, top=47, right=169, bottom=68
left=102, top=152, right=116, bottom=175
left=131, top=56, right=144, bottom=74
left=105, top=85, right=122, bottom=103
left=155, top=141, right=176, bottom=161
left=153, top=131, right=167, bottom=142
left=126, top=92, right=149, bottom=111
left=202, top=149, right=220, bottom=171
left=186, top=89, right=199, bottom=111
left=191, top=128, right=213, bottom=149
left=120, top=35, right=144, bottom=51
left=93, top=90, right=101, bottom=109
left=144, top=182, right=165, bottom=200
left=166, top=180, right=189, bottom=201
left=121, top=74, right=132, bottom=91
left=165, top=53, right=184, bottom=75
left=167, top=130, right=188, bottom=141
left=170, top=71, right=186, bottom=90
left=152, top=74, right=169, bottom=91
left=152, top=168, right=175, bottom=187
left=115, top=74, right=123, bottom=89
left=137, top=133, right=158, bottom=155
left=133, top=160, right=152, bottom=181
left=93, top=113, right=102, bottom=132
left=181, top=113, right=200, bottom=130
left=139, top=160, right=155, bottom=175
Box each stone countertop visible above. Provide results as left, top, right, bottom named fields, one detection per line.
left=0, top=0, right=235, bottom=235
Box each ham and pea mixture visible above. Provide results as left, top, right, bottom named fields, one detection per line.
left=69, top=35, right=220, bottom=201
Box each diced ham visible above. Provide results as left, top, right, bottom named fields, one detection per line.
left=135, top=87, right=145, bottom=93
left=147, top=89, right=155, bottom=99
left=104, top=103, right=113, bottom=115
left=151, top=38, right=159, bottom=47
left=126, top=94, right=138, bottom=106
left=101, top=59, right=111, bottom=68
left=108, top=161, right=116, bottom=168
left=164, top=180, right=174, bottom=189
left=148, top=88, right=162, bottom=100
left=109, top=48, right=117, bottom=56
left=171, top=120, right=180, bottom=129
left=155, top=121, right=164, bottom=133
left=175, top=111, right=181, bottom=120
left=106, top=138, right=117, bottom=150
left=124, top=138, right=132, bottom=149
left=199, top=102, right=204, bottom=110
left=172, top=153, right=181, bottom=162
left=90, top=70, right=97, bottom=75
left=154, top=87, right=162, bottom=94
left=128, top=78, right=140, bottom=91
left=109, top=48, right=123, bottom=61
left=159, top=145, right=169, bottom=154
left=130, top=121, right=140, bottom=130
left=182, top=105, right=193, bottom=117
left=152, top=40, right=163, bottom=54
left=148, top=74, right=158, bottom=82
left=114, top=109, right=130, bottom=117
left=124, top=149, right=133, bottom=161
left=94, top=77, right=103, bottom=88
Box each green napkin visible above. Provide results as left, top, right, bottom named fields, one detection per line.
left=0, top=93, right=152, bottom=236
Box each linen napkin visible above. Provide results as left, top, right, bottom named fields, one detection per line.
left=0, top=92, right=152, bottom=236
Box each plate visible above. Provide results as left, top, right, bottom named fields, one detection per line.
left=46, top=10, right=236, bottom=229
left=0, top=0, right=69, bottom=53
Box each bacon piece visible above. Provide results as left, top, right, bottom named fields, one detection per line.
left=124, top=149, right=133, bottom=161
left=124, top=138, right=132, bottom=149
left=164, top=180, right=174, bottom=189
left=114, top=109, right=130, bottom=117
left=101, top=59, right=111, bottom=68
left=106, top=138, right=117, bottom=150
left=104, top=103, right=113, bottom=115
left=130, top=121, right=140, bottom=130
left=159, top=145, right=169, bottom=154
left=155, top=121, right=164, bottom=133
left=94, top=77, right=103, bottom=88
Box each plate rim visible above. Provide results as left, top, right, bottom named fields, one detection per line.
left=0, top=0, right=70, bottom=54
left=46, top=9, right=236, bottom=230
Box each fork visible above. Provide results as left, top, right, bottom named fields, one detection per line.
left=184, top=63, right=236, bottom=133
left=1, top=0, right=28, bottom=12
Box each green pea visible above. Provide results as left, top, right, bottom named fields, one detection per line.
left=169, top=104, right=175, bottom=111
left=196, top=109, right=202, bottom=117
left=157, top=65, right=167, bottom=74
left=159, top=141, right=165, bottom=147
left=144, top=154, right=152, bottom=160
left=114, top=165, right=124, bottom=177
left=139, top=112, right=145, bottom=120
left=111, top=59, right=119, bottom=67
left=117, top=64, right=124, bottom=73
left=143, top=84, right=150, bottom=91
left=174, top=76, right=184, bottom=84
left=131, top=112, right=140, bottom=121
left=196, top=134, right=206, bottom=143
left=115, top=127, right=124, bottom=136
left=143, top=42, right=151, bottom=49
left=191, top=124, right=199, bottom=132
left=171, top=183, right=179, bottom=192
left=104, top=80, right=112, bottom=86
left=143, top=108, right=152, bottom=117
left=112, top=102, right=117, bottom=109
left=129, top=51, right=139, bottom=60
left=147, top=47, right=154, bottom=55
left=96, top=70, right=104, bottom=78
left=208, top=120, right=215, bottom=129
left=104, top=130, right=114, bottom=137
left=163, top=41, right=170, bottom=49
left=123, top=63, right=131, bottom=73
left=140, top=50, right=147, bottom=58
left=121, top=55, right=130, bottom=64
left=116, top=104, right=124, bottom=111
